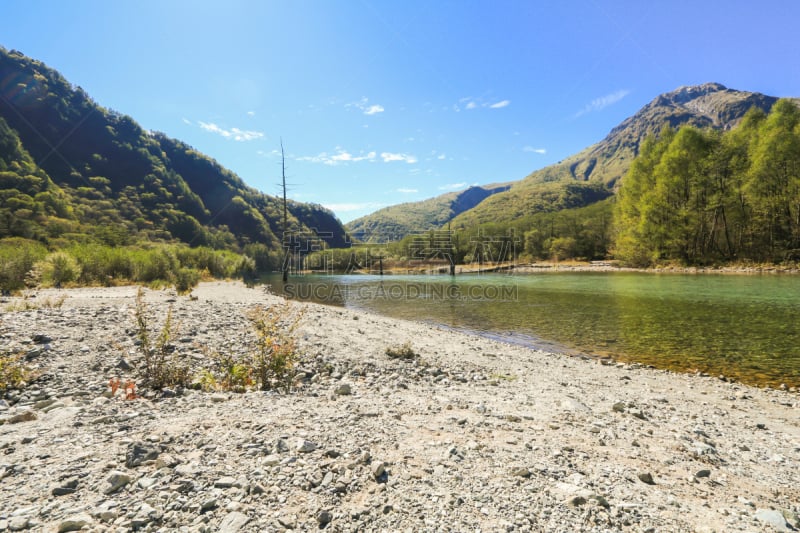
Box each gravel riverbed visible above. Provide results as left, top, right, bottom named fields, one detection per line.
left=1, top=281, right=798, bottom=532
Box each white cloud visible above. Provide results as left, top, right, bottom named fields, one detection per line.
left=380, top=152, right=417, bottom=164
left=348, top=97, right=385, bottom=116
left=181, top=118, right=192, bottom=125
left=575, top=89, right=630, bottom=117
left=457, top=97, right=510, bottom=111
left=438, top=182, right=467, bottom=191
left=437, top=153, right=446, bottom=160
left=523, top=146, right=547, bottom=154
left=246, top=111, right=255, bottom=116
left=198, top=121, right=264, bottom=141
left=297, top=150, right=376, bottom=166
left=324, top=202, right=385, bottom=212
left=396, top=188, right=418, bottom=193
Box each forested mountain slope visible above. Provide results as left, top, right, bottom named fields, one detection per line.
left=450, top=83, right=781, bottom=229
left=345, top=183, right=510, bottom=242
left=0, top=47, right=347, bottom=252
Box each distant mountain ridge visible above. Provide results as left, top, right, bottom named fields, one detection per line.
left=450, top=83, right=783, bottom=229
left=346, top=183, right=511, bottom=242
left=0, top=47, right=347, bottom=253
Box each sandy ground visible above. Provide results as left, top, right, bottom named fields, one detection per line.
left=0, top=281, right=798, bottom=532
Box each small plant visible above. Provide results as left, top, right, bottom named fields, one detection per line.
left=247, top=303, right=303, bottom=393
left=174, top=268, right=200, bottom=294
left=194, top=368, right=219, bottom=392
left=4, top=293, right=67, bottom=312
left=108, top=377, right=138, bottom=400
left=385, top=342, right=417, bottom=360
left=0, top=351, right=34, bottom=392
left=133, top=287, right=189, bottom=389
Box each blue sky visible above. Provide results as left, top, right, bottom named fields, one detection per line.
left=3, top=1, right=800, bottom=222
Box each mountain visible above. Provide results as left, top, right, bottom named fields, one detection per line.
left=346, top=183, right=511, bottom=242
left=450, top=83, right=781, bottom=229
left=0, top=47, right=347, bottom=254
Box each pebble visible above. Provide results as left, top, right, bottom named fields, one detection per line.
left=754, top=509, right=791, bottom=532
left=104, top=471, right=132, bottom=495
left=218, top=511, right=250, bottom=532
left=334, top=383, right=352, bottom=395
left=637, top=472, right=655, bottom=485
left=56, top=513, right=92, bottom=533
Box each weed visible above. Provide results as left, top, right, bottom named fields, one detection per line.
left=108, top=377, right=138, bottom=400
left=385, top=341, right=417, bottom=360
left=193, top=368, right=219, bottom=392
left=133, top=287, right=189, bottom=389
left=4, top=293, right=67, bottom=312
left=0, top=351, right=34, bottom=392
left=247, top=303, right=303, bottom=393
left=490, top=373, right=518, bottom=381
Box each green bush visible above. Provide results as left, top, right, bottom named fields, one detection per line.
left=174, top=267, right=200, bottom=294
left=0, top=238, right=47, bottom=292
left=37, top=251, right=81, bottom=287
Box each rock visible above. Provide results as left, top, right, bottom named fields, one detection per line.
left=33, top=399, right=56, bottom=410
left=691, top=441, right=717, bottom=458
left=52, top=478, right=79, bottom=496
left=211, top=393, right=228, bottom=403
left=695, top=469, right=711, bottom=478
left=117, top=357, right=133, bottom=370
left=155, top=453, right=179, bottom=469
left=295, top=439, right=317, bottom=453
left=215, top=476, right=237, bottom=488
left=137, top=477, right=157, bottom=489
left=125, top=441, right=160, bottom=467
left=567, top=495, right=587, bottom=506
left=510, top=467, right=531, bottom=478
left=334, top=383, right=352, bottom=395
left=8, top=516, right=30, bottom=531
left=92, top=500, right=119, bottom=523
left=317, top=510, right=333, bottom=527
left=130, top=503, right=160, bottom=529
left=263, top=454, right=281, bottom=466
left=560, top=398, right=590, bottom=412
left=57, top=513, right=92, bottom=532
left=754, top=509, right=791, bottom=532
left=8, top=411, right=37, bottom=424
left=104, top=471, right=132, bottom=494
left=783, top=510, right=800, bottom=529
left=612, top=402, right=626, bottom=413
left=637, top=472, right=655, bottom=485
left=32, top=334, right=52, bottom=344
left=218, top=511, right=250, bottom=532
left=372, top=461, right=386, bottom=480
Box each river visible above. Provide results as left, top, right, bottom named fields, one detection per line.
left=268, top=272, right=800, bottom=388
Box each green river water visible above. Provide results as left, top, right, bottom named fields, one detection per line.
left=269, top=272, right=800, bottom=387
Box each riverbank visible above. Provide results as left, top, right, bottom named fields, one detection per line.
left=1, top=281, right=798, bottom=532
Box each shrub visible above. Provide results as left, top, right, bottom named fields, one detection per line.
left=247, top=303, right=303, bottom=392
left=36, top=251, right=81, bottom=287
left=133, top=287, right=189, bottom=389
left=0, top=351, right=33, bottom=392
left=0, top=238, right=47, bottom=292
left=385, top=341, right=417, bottom=360
left=174, top=268, right=200, bottom=294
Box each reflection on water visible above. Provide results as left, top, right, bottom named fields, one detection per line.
left=268, top=272, right=800, bottom=387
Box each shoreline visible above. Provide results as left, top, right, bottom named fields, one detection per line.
left=309, top=260, right=800, bottom=276
left=1, top=281, right=798, bottom=532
